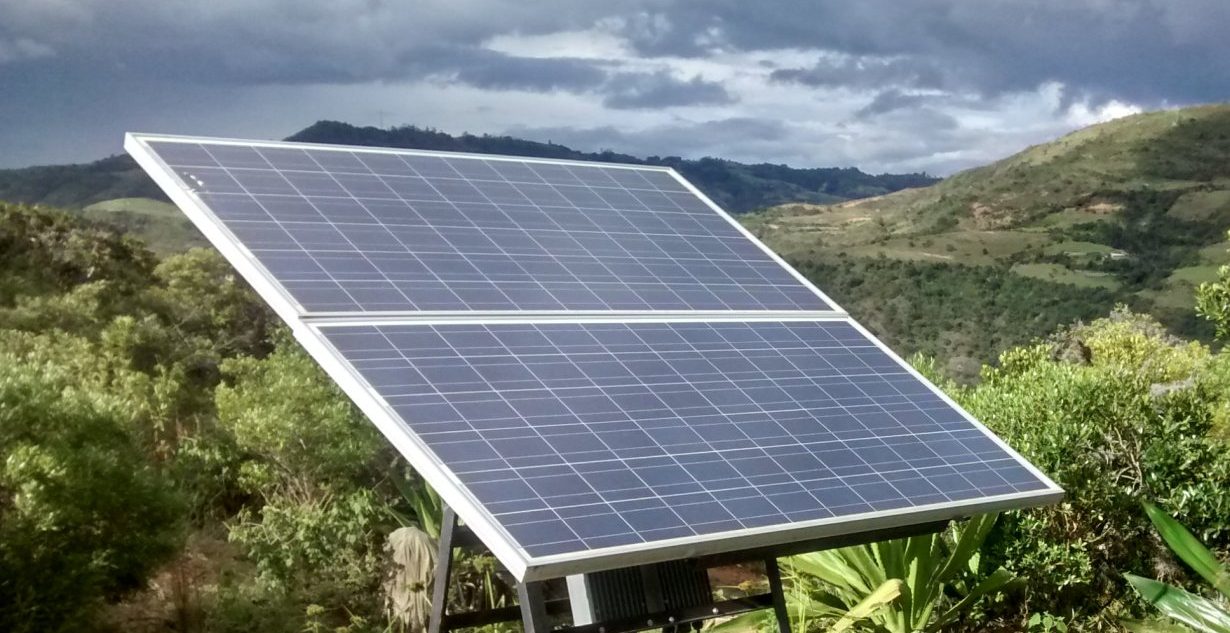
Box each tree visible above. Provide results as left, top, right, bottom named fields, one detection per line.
left=1196, top=232, right=1230, bottom=340
left=952, top=309, right=1230, bottom=626
left=216, top=334, right=394, bottom=621
left=0, top=340, right=183, bottom=632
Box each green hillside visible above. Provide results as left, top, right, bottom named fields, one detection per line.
left=80, top=197, right=208, bottom=254
left=746, top=104, right=1230, bottom=375
left=0, top=155, right=164, bottom=208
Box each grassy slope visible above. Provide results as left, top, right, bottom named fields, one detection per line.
left=81, top=198, right=208, bottom=254
left=746, top=104, right=1230, bottom=372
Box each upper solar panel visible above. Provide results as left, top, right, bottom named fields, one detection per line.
left=131, top=136, right=834, bottom=315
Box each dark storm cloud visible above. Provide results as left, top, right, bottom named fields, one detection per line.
left=2, top=0, right=1229, bottom=171
left=856, top=90, right=931, bottom=117
left=771, top=57, right=945, bottom=91
left=0, top=1, right=612, bottom=85
left=449, top=53, right=610, bottom=92
left=615, top=0, right=1230, bottom=105
left=602, top=71, right=735, bottom=109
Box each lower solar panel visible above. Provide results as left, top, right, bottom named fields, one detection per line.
left=307, top=318, right=1060, bottom=578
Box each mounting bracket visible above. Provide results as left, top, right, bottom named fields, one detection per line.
left=426, top=503, right=946, bottom=633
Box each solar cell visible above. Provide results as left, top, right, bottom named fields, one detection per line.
left=135, top=137, right=833, bottom=315
left=310, top=318, right=1059, bottom=574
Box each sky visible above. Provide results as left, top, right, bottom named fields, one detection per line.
left=1, top=1, right=1228, bottom=174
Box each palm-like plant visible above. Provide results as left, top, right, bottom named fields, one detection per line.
left=1122, top=502, right=1230, bottom=633
left=713, top=514, right=1016, bottom=632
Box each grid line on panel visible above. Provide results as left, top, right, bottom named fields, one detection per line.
left=530, top=163, right=749, bottom=310
left=370, top=154, right=554, bottom=310
left=375, top=323, right=594, bottom=547
left=144, top=138, right=834, bottom=314
left=500, top=163, right=695, bottom=311
left=317, top=319, right=1053, bottom=559
left=194, top=144, right=368, bottom=312
left=439, top=156, right=669, bottom=312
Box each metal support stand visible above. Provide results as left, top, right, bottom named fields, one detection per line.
left=428, top=501, right=946, bottom=633
left=517, top=580, right=550, bottom=632
left=428, top=505, right=568, bottom=633
left=765, top=558, right=791, bottom=633
left=427, top=507, right=457, bottom=633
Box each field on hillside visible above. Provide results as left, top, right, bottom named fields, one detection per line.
left=745, top=105, right=1230, bottom=368
left=80, top=197, right=208, bottom=254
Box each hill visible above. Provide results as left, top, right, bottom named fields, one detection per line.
left=287, top=121, right=936, bottom=212
left=0, top=155, right=163, bottom=208
left=745, top=104, right=1230, bottom=375
left=0, top=122, right=935, bottom=248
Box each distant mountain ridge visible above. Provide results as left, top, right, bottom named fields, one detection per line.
left=288, top=121, right=937, bottom=212
left=0, top=121, right=936, bottom=214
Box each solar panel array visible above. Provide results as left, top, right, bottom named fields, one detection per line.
left=318, top=320, right=1051, bottom=558
left=147, top=140, right=830, bottom=313
left=128, top=134, right=1060, bottom=580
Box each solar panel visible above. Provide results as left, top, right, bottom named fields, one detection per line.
left=135, top=137, right=833, bottom=315
left=307, top=318, right=1059, bottom=574
left=126, top=133, right=1061, bottom=581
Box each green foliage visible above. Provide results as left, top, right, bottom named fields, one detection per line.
left=1196, top=234, right=1230, bottom=341
left=215, top=334, right=406, bottom=624
left=150, top=248, right=275, bottom=358
left=0, top=204, right=463, bottom=631
left=793, top=256, right=1119, bottom=380
left=389, top=469, right=444, bottom=539
left=0, top=342, right=184, bottom=632
left=1123, top=502, right=1230, bottom=633
left=953, top=309, right=1230, bottom=625
left=228, top=489, right=387, bottom=595
left=216, top=334, right=383, bottom=497
left=715, top=515, right=1015, bottom=633
left=1028, top=612, right=1071, bottom=633
left=0, top=202, right=156, bottom=312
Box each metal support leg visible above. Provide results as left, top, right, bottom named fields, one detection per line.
left=764, top=558, right=792, bottom=633
left=427, top=507, right=458, bottom=633
left=517, top=580, right=550, bottom=632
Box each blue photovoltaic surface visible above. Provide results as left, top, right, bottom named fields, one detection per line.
left=144, top=140, right=831, bottom=313
left=318, top=320, right=1051, bottom=558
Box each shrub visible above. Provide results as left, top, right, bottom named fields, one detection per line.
left=950, top=309, right=1230, bottom=626
left=0, top=345, right=183, bottom=632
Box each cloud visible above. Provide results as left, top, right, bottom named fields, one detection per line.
left=448, top=53, right=610, bottom=92
left=0, top=37, right=53, bottom=64
left=613, top=0, right=1230, bottom=104
left=602, top=71, right=735, bottom=109
left=856, top=90, right=931, bottom=117
left=772, top=56, right=945, bottom=91
left=0, top=1, right=614, bottom=84
left=0, top=0, right=1226, bottom=174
